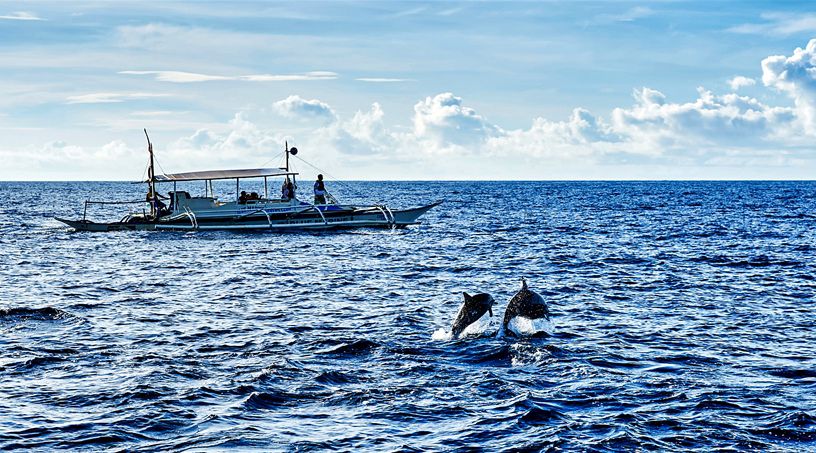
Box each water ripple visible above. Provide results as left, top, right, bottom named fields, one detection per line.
left=1, top=181, right=815, bottom=450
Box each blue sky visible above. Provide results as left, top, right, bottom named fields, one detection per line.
left=2, top=1, right=816, bottom=180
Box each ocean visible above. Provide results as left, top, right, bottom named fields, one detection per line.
left=1, top=180, right=815, bottom=451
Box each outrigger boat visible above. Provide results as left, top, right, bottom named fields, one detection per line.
left=56, top=130, right=441, bottom=232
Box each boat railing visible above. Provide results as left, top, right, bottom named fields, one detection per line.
left=82, top=199, right=147, bottom=221
left=236, top=207, right=273, bottom=227
left=183, top=206, right=198, bottom=229
left=303, top=204, right=328, bottom=225
left=373, top=204, right=395, bottom=226
left=284, top=203, right=329, bottom=225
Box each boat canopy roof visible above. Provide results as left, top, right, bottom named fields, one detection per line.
left=144, top=168, right=298, bottom=183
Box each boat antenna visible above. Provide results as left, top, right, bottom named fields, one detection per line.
left=144, top=128, right=156, bottom=218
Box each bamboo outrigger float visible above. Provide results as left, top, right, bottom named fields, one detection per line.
left=55, top=130, right=441, bottom=232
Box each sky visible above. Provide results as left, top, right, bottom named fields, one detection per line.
left=2, top=1, right=816, bottom=180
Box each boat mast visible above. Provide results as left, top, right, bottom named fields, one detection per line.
left=285, top=140, right=289, bottom=172
left=144, top=128, right=156, bottom=218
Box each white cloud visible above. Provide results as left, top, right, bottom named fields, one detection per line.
left=728, top=76, right=756, bottom=90
left=119, top=70, right=337, bottom=83
left=610, top=87, right=796, bottom=154
left=1, top=140, right=140, bottom=178
left=591, top=6, right=654, bottom=25
left=728, top=13, right=816, bottom=36
left=0, top=11, right=44, bottom=21
left=241, top=71, right=337, bottom=82
left=169, top=112, right=283, bottom=167
left=120, top=71, right=230, bottom=83
left=158, top=80, right=809, bottom=174
left=356, top=78, right=412, bottom=83
left=412, top=92, right=502, bottom=150
left=761, top=38, right=816, bottom=134
left=390, top=7, right=427, bottom=18
left=484, top=108, right=621, bottom=161
left=65, top=92, right=168, bottom=104
left=321, top=102, right=398, bottom=156
left=273, top=95, right=337, bottom=122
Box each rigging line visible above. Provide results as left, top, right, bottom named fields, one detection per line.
left=256, top=151, right=287, bottom=169
left=154, top=154, right=167, bottom=176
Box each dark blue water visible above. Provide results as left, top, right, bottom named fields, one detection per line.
left=1, top=181, right=815, bottom=451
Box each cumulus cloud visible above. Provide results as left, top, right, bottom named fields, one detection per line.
left=728, top=76, right=756, bottom=90
left=320, top=102, right=397, bottom=156
left=169, top=112, right=283, bottom=166
left=412, top=92, right=502, bottom=150
left=119, top=70, right=337, bottom=83
left=2, top=140, right=139, bottom=173
left=161, top=75, right=810, bottom=173
left=273, top=95, right=337, bottom=122
left=761, top=38, right=816, bottom=133
left=611, top=87, right=796, bottom=154
left=65, top=92, right=168, bottom=104
left=0, top=11, right=44, bottom=21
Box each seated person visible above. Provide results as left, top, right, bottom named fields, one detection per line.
left=250, top=192, right=259, bottom=201
left=281, top=178, right=293, bottom=200
left=146, top=190, right=167, bottom=212
left=238, top=190, right=248, bottom=204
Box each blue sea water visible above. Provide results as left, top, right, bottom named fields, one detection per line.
left=1, top=180, right=815, bottom=451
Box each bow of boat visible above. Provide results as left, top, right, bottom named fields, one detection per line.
left=391, top=200, right=443, bottom=225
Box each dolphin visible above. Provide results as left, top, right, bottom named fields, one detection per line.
left=450, top=292, right=497, bottom=338
left=502, top=278, right=551, bottom=336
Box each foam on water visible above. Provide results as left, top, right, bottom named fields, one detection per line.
left=432, top=307, right=494, bottom=340
left=505, top=315, right=555, bottom=337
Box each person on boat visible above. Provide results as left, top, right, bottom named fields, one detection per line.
left=239, top=190, right=248, bottom=204
left=281, top=178, right=294, bottom=200
left=313, top=174, right=326, bottom=205
left=146, top=190, right=167, bottom=215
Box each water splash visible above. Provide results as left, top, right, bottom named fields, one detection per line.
left=505, top=316, right=555, bottom=337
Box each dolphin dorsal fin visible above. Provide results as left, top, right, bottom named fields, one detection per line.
left=521, top=278, right=527, bottom=290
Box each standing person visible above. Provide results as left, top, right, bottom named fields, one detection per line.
left=286, top=179, right=295, bottom=200
left=281, top=178, right=291, bottom=200
left=313, top=174, right=326, bottom=205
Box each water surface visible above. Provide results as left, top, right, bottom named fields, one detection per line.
left=1, top=181, right=815, bottom=451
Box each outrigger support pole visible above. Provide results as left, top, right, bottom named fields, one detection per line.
left=144, top=128, right=156, bottom=219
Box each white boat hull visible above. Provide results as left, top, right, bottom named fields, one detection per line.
left=56, top=202, right=441, bottom=232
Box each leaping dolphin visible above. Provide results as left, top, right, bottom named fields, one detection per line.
left=502, top=278, right=551, bottom=336
left=450, top=292, right=496, bottom=338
